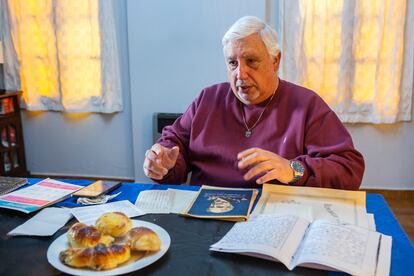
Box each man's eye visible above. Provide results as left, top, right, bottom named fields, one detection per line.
left=247, top=59, right=258, bottom=66
left=228, top=61, right=237, bottom=69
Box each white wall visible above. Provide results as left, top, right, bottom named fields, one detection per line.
left=19, top=0, right=414, bottom=189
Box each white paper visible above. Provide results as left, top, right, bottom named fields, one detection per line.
left=71, top=200, right=144, bottom=225
left=254, top=184, right=370, bottom=228
left=293, top=220, right=381, bottom=275
left=169, top=189, right=198, bottom=214
left=375, top=235, right=392, bottom=276
left=134, top=189, right=197, bottom=214
left=367, top=213, right=376, bottom=231
left=210, top=214, right=310, bottom=268
left=254, top=202, right=313, bottom=221
left=8, top=207, right=73, bottom=236
left=135, top=190, right=173, bottom=214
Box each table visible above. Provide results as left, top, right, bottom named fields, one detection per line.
left=0, top=179, right=413, bottom=276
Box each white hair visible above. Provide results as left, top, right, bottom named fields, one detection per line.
left=222, top=16, right=280, bottom=57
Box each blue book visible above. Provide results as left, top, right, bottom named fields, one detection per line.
left=184, top=185, right=258, bottom=221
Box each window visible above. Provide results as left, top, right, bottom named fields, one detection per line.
left=279, top=0, right=413, bottom=123
left=1, top=0, right=122, bottom=113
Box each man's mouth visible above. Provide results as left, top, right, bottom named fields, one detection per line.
left=236, top=80, right=253, bottom=93
left=237, top=85, right=252, bottom=93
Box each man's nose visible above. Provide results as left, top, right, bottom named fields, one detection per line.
left=236, top=63, right=248, bottom=80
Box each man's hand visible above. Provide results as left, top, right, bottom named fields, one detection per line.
left=143, top=143, right=180, bottom=180
left=237, top=147, right=293, bottom=184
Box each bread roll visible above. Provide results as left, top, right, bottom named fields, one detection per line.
left=126, top=227, right=161, bottom=252
left=96, top=212, right=132, bottom=237
left=67, top=222, right=114, bottom=248
left=59, top=243, right=131, bottom=270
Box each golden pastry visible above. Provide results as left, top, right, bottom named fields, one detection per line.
left=67, top=222, right=114, bottom=248
left=96, top=212, right=132, bottom=237
left=59, top=243, right=131, bottom=270
left=126, top=227, right=161, bottom=252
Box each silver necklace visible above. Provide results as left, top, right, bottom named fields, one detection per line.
left=240, top=91, right=276, bottom=138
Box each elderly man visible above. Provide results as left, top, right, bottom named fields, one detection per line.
left=143, top=16, right=364, bottom=190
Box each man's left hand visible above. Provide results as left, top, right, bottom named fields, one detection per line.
left=237, top=147, right=293, bottom=184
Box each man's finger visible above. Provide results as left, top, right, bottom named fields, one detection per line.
left=243, top=160, right=274, bottom=180
left=151, top=143, right=164, bottom=157
left=256, top=169, right=278, bottom=184
left=143, top=157, right=168, bottom=176
left=167, top=146, right=180, bottom=162
left=143, top=167, right=163, bottom=180
left=238, top=152, right=269, bottom=169
left=145, top=149, right=158, bottom=162
left=237, top=147, right=260, bottom=160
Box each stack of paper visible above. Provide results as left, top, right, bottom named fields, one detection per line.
left=252, top=184, right=375, bottom=230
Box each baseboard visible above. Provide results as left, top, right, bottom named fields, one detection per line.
left=361, top=189, right=414, bottom=200
left=28, top=173, right=135, bottom=183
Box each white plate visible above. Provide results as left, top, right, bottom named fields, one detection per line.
left=47, top=220, right=170, bottom=276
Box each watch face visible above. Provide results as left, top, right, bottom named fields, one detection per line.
left=291, top=161, right=305, bottom=174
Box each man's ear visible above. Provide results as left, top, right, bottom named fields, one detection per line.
left=273, top=51, right=281, bottom=72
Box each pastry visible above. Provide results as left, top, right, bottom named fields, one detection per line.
left=67, top=222, right=114, bottom=248
left=126, top=227, right=161, bottom=252
left=59, top=243, right=131, bottom=270
left=96, top=212, right=132, bottom=237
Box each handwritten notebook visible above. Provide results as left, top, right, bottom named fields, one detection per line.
left=0, top=176, right=28, bottom=196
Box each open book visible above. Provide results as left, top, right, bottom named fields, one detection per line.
left=210, top=214, right=391, bottom=276
left=0, top=178, right=82, bottom=213
left=182, top=185, right=258, bottom=221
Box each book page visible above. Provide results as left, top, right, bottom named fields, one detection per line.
left=253, top=184, right=369, bottom=228
left=210, top=214, right=310, bottom=268
left=135, top=190, right=174, bottom=214
left=293, top=220, right=380, bottom=275
left=168, top=189, right=198, bottom=214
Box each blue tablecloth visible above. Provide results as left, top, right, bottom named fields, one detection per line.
left=27, top=178, right=414, bottom=276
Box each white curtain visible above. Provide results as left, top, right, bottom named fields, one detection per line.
left=0, top=0, right=122, bottom=113
left=279, top=0, right=414, bottom=123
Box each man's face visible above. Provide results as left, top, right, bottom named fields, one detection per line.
left=224, top=33, right=280, bottom=105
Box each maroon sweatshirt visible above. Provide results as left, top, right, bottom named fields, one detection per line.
left=156, top=79, right=364, bottom=190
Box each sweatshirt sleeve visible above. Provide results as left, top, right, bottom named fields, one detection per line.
left=152, top=96, right=199, bottom=184
left=294, top=102, right=365, bottom=190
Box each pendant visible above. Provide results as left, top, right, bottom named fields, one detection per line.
left=245, top=130, right=252, bottom=137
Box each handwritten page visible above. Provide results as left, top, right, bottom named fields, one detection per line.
left=292, top=220, right=381, bottom=275
left=135, top=190, right=173, bottom=214
left=210, top=214, right=310, bottom=268
left=71, top=200, right=144, bottom=225
left=134, top=189, right=197, bottom=214
left=253, top=184, right=369, bottom=228
left=8, top=207, right=73, bottom=236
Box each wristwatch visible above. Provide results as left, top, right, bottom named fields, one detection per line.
left=289, top=160, right=305, bottom=183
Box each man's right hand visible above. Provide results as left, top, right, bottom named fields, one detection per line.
left=143, top=143, right=180, bottom=180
